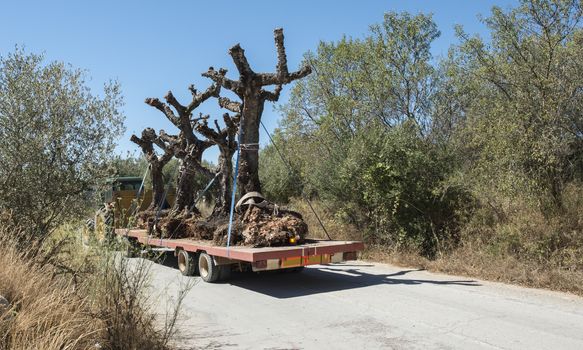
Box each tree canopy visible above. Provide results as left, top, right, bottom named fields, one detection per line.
left=261, top=0, right=583, bottom=259
left=0, top=48, right=125, bottom=240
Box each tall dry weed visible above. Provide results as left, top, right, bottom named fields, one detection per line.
left=0, top=224, right=194, bottom=350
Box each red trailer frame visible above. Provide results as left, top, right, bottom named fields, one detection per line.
left=116, top=229, right=364, bottom=282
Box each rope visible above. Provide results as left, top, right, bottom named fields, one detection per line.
left=240, top=143, right=259, bottom=151
left=260, top=121, right=332, bottom=241
left=166, top=171, right=221, bottom=239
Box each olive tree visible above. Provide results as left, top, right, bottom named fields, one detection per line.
left=0, top=49, right=125, bottom=241
left=203, top=28, right=312, bottom=196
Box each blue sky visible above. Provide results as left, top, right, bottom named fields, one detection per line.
left=1, top=0, right=517, bottom=161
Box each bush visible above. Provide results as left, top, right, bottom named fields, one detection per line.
left=355, top=124, right=472, bottom=256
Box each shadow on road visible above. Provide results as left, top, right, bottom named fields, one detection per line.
left=147, top=253, right=480, bottom=299
left=227, top=265, right=481, bottom=299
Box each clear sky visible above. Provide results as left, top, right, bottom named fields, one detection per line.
left=1, top=0, right=518, bottom=161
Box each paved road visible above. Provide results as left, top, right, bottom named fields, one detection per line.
left=147, top=256, right=583, bottom=350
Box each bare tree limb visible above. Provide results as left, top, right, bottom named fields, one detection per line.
left=274, top=28, right=289, bottom=79
left=201, top=67, right=241, bottom=95
left=218, top=96, right=242, bottom=113
left=228, top=44, right=254, bottom=78
left=145, top=98, right=179, bottom=125
left=185, top=83, right=221, bottom=115
left=261, top=85, right=283, bottom=102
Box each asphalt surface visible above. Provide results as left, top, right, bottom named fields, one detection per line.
left=146, top=255, right=583, bottom=350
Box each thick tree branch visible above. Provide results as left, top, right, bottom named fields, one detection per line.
left=228, top=44, right=254, bottom=78
left=195, top=118, right=221, bottom=142
left=274, top=28, right=289, bottom=79
left=145, top=98, right=179, bottom=125
left=159, top=130, right=186, bottom=158
left=218, top=96, right=242, bottom=113
left=260, top=66, right=312, bottom=86
left=130, top=134, right=149, bottom=151
left=260, top=85, right=283, bottom=102
left=202, top=67, right=241, bottom=95
left=186, top=83, right=222, bottom=114
left=194, top=113, right=240, bottom=147
left=130, top=128, right=157, bottom=157
left=259, top=28, right=313, bottom=86
left=164, top=91, right=187, bottom=117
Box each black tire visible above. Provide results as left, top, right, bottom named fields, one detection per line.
left=219, top=264, right=232, bottom=281
left=198, top=252, right=220, bottom=283
left=177, top=250, right=197, bottom=276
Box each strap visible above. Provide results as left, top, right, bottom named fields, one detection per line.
left=226, top=117, right=245, bottom=255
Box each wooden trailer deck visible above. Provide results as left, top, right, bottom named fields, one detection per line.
left=117, top=229, right=364, bottom=264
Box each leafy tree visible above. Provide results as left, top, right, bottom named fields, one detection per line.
left=0, top=48, right=125, bottom=241
left=263, top=12, right=470, bottom=255
left=110, top=154, right=148, bottom=179
left=451, top=0, right=583, bottom=209
left=259, top=129, right=303, bottom=203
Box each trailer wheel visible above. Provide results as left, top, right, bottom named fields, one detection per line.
left=219, top=265, right=232, bottom=281
left=122, top=237, right=140, bottom=258
left=177, top=250, right=197, bottom=276
left=198, top=252, right=220, bottom=283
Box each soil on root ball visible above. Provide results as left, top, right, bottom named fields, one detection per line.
left=133, top=205, right=309, bottom=248
left=239, top=206, right=308, bottom=247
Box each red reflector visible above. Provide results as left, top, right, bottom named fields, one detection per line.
left=343, top=251, right=357, bottom=261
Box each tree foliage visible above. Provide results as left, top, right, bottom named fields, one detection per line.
left=0, top=48, right=125, bottom=240
left=262, top=1, right=583, bottom=258
left=459, top=0, right=582, bottom=208
left=262, top=12, right=465, bottom=255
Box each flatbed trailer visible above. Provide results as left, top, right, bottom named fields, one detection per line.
left=116, top=229, right=364, bottom=283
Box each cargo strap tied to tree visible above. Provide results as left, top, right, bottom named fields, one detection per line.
left=240, top=143, right=259, bottom=151
left=166, top=170, right=222, bottom=239
left=226, top=117, right=245, bottom=256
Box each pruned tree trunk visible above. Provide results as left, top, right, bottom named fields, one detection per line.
left=194, top=113, right=240, bottom=216
left=130, top=128, right=173, bottom=211
left=150, top=162, right=165, bottom=210
left=173, top=143, right=210, bottom=214
left=238, top=96, right=263, bottom=195
left=215, top=151, right=234, bottom=215
left=203, top=28, right=311, bottom=197
left=146, top=80, right=222, bottom=216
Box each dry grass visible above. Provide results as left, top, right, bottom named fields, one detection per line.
left=0, top=230, right=101, bottom=350
left=363, top=243, right=583, bottom=296
left=0, top=224, right=192, bottom=350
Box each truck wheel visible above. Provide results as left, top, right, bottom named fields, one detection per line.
left=177, top=250, right=197, bottom=276
left=219, top=265, right=232, bottom=281
left=198, top=252, right=220, bottom=283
